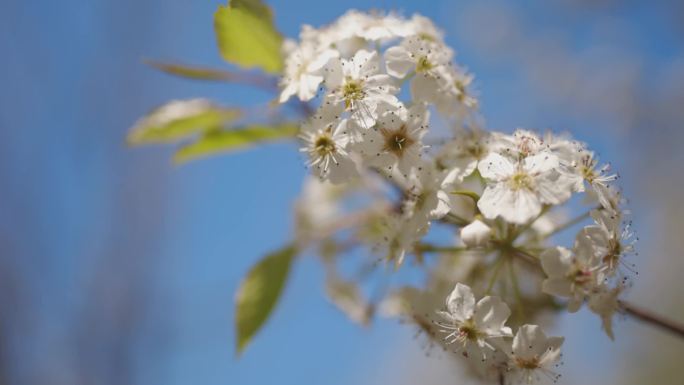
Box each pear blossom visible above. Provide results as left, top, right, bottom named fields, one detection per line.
left=509, top=325, right=564, bottom=384
left=540, top=246, right=600, bottom=312
left=576, top=209, right=636, bottom=277
left=437, top=128, right=495, bottom=181
left=571, top=150, right=619, bottom=210
left=384, top=36, right=457, bottom=110
left=324, top=49, right=400, bottom=128
left=325, top=275, right=372, bottom=325
left=406, top=14, right=445, bottom=43
left=437, top=283, right=513, bottom=358
left=477, top=152, right=574, bottom=224
left=357, top=103, right=429, bottom=176
left=432, top=66, right=479, bottom=117
left=402, top=161, right=456, bottom=223
left=587, top=284, right=623, bottom=340
left=492, top=129, right=547, bottom=158
left=279, top=40, right=338, bottom=103
left=377, top=213, right=428, bottom=267
left=299, top=105, right=359, bottom=184
left=294, top=177, right=341, bottom=244
left=384, top=36, right=453, bottom=79
left=460, top=219, right=492, bottom=248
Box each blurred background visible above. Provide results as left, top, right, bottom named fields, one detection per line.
left=1, top=0, right=683, bottom=384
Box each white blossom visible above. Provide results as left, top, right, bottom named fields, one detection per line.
left=437, top=128, right=495, bottom=181
left=403, top=161, right=456, bottom=222
left=577, top=209, right=636, bottom=277
left=437, top=283, right=513, bottom=358
left=299, top=104, right=359, bottom=184
left=357, top=103, right=429, bottom=176
left=324, top=49, right=400, bottom=128
left=509, top=325, right=564, bottom=384
left=279, top=40, right=338, bottom=103
left=377, top=213, right=428, bottom=267
left=477, top=152, right=574, bottom=224
left=587, top=284, right=623, bottom=340
left=571, top=150, right=619, bottom=210
left=540, top=246, right=600, bottom=312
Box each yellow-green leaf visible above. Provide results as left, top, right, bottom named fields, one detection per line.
left=235, top=245, right=296, bottom=354
left=173, top=123, right=298, bottom=163
left=214, top=0, right=283, bottom=74
left=231, top=0, right=273, bottom=21
left=144, top=60, right=239, bottom=82
left=128, top=99, right=240, bottom=145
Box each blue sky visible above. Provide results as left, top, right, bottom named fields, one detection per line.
left=1, top=0, right=682, bottom=384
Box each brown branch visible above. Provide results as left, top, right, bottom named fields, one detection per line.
left=620, top=301, right=684, bottom=339
left=512, top=248, right=684, bottom=340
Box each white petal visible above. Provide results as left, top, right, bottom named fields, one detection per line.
left=430, top=190, right=452, bottom=219
left=542, top=278, right=573, bottom=298
left=523, top=152, right=558, bottom=174
left=477, top=183, right=509, bottom=220
left=445, top=283, right=475, bottom=321
left=540, top=246, right=572, bottom=278
left=473, top=296, right=512, bottom=336
left=384, top=45, right=414, bottom=78
left=538, top=336, right=564, bottom=368
left=512, top=324, right=547, bottom=360
left=478, top=153, right=515, bottom=181
left=501, top=188, right=541, bottom=224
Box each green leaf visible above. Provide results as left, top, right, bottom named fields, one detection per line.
left=173, top=123, right=298, bottom=163
left=143, top=59, right=240, bottom=82
left=231, top=0, right=274, bottom=21
left=128, top=99, right=240, bottom=145
left=214, top=0, right=283, bottom=74
left=235, top=245, right=297, bottom=354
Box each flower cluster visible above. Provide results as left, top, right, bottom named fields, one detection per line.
left=281, top=10, right=636, bottom=384
left=435, top=283, right=563, bottom=384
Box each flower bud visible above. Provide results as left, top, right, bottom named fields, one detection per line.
left=460, top=219, right=491, bottom=248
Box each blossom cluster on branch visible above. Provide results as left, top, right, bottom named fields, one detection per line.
left=128, top=3, right=650, bottom=383
left=284, top=10, right=636, bottom=384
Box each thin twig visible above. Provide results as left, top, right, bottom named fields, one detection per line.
left=415, top=243, right=466, bottom=253
left=543, top=207, right=598, bottom=239
left=620, top=300, right=684, bottom=339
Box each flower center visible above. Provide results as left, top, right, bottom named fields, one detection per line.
left=455, top=80, right=467, bottom=101
left=515, top=357, right=540, bottom=370
left=418, top=33, right=436, bottom=42
left=570, top=267, right=593, bottom=286
left=508, top=171, right=534, bottom=191
left=458, top=322, right=480, bottom=341
left=342, top=79, right=366, bottom=108
left=314, top=135, right=336, bottom=157
left=416, top=56, right=433, bottom=73
left=381, top=125, right=416, bottom=158
left=466, top=142, right=485, bottom=159
left=602, top=239, right=622, bottom=268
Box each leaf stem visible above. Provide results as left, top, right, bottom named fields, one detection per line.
left=485, top=256, right=506, bottom=295
left=507, top=257, right=524, bottom=321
